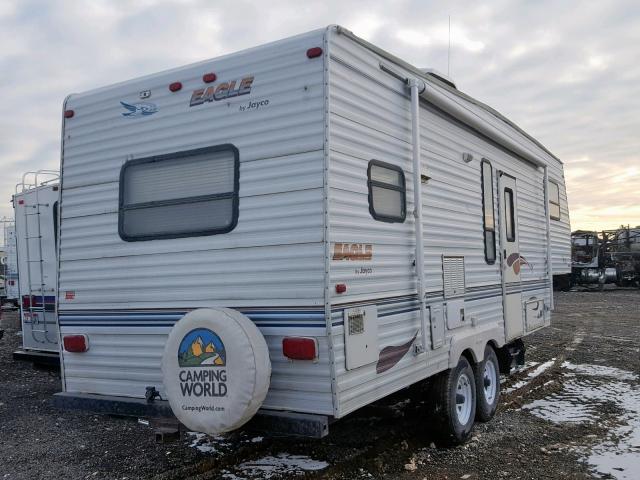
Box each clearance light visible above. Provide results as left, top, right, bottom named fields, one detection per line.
left=18, top=199, right=24, bottom=205
left=63, top=334, right=89, bottom=353
left=169, top=82, right=182, bottom=92
left=22, top=296, right=31, bottom=308
left=335, top=283, right=347, bottom=294
left=64, top=110, right=75, bottom=118
left=283, top=337, right=317, bottom=360
left=306, top=47, right=323, bottom=59
left=203, top=72, right=217, bottom=83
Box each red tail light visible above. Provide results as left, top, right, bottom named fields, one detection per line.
left=64, top=110, right=75, bottom=118
left=283, top=337, right=317, bottom=360
left=63, top=334, right=89, bottom=353
left=202, top=72, right=217, bottom=83
left=169, top=82, right=182, bottom=92
left=306, top=47, right=323, bottom=59
left=22, top=296, right=31, bottom=308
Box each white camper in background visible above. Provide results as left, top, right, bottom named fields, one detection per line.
left=13, top=171, right=60, bottom=356
left=2, top=221, right=20, bottom=307
left=54, top=26, right=571, bottom=443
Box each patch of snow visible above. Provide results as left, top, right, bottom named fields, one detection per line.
left=186, top=431, right=229, bottom=454
left=504, top=359, right=555, bottom=393
left=561, top=361, right=638, bottom=381
left=522, top=362, right=640, bottom=480
left=221, top=471, right=245, bottom=480
left=524, top=394, right=596, bottom=423
left=501, top=361, right=540, bottom=384
left=235, top=453, right=329, bottom=478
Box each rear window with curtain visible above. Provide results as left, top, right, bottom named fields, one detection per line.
left=119, top=144, right=239, bottom=241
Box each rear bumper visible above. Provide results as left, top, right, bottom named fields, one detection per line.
left=13, top=349, right=59, bottom=367
left=52, top=392, right=330, bottom=437
left=52, top=391, right=173, bottom=417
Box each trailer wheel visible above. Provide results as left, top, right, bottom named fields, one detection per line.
left=473, top=345, right=500, bottom=422
left=428, top=356, right=476, bottom=445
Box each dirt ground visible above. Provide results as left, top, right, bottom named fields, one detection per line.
left=0, top=290, right=638, bottom=480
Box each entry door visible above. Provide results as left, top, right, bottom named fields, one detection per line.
left=499, top=173, right=524, bottom=340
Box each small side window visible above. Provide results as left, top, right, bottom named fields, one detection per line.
left=505, top=188, right=516, bottom=242
left=549, top=181, right=561, bottom=220
left=367, top=160, right=406, bottom=223
left=481, top=160, right=496, bottom=264
left=53, top=201, right=59, bottom=252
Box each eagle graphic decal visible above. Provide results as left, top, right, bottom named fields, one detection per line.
left=506, top=252, right=533, bottom=274
left=120, top=101, right=158, bottom=118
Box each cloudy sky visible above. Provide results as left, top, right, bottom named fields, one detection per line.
left=1, top=0, right=638, bottom=241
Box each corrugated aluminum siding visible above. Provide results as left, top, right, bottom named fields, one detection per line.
left=327, top=28, right=555, bottom=416
left=58, top=29, right=334, bottom=414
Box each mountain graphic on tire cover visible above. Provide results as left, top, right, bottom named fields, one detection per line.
left=178, top=328, right=226, bottom=367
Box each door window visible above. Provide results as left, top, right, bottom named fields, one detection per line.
left=504, top=188, right=515, bottom=242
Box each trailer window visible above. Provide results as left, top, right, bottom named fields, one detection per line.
left=119, top=144, right=239, bottom=241
left=504, top=188, right=515, bottom=242
left=53, top=201, right=58, bottom=251
left=481, top=160, right=496, bottom=263
left=549, top=180, right=561, bottom=220
left=367, top=160, right=406, bottom=223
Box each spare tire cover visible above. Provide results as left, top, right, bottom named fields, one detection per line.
left=162, top=308, right=271, bottom=434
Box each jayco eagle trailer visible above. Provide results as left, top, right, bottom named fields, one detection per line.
left=13, top=171, right=60, bottom=355
left=54, top=26, right=571, bottom=443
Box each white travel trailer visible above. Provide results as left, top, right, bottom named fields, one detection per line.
left=13, top=172, right=60, bottom=356
left=3, top=222, right=20, bottom=306
left=54, top=26, right=571, bottom=443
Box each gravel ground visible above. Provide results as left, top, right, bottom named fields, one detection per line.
left=0, top=290, right=638, bottom=480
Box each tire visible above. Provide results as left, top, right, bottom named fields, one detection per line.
left=428, top=356, right=476, bottom=446
left=474, top=345, right=500, bottom=422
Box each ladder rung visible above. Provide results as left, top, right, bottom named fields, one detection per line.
left=27, top=259, right=44, bottom=262
left=25, top=235, right=42, bottom=239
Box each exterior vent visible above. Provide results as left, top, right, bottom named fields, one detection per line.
left=442, top=255, right=465, bottom=298
left=348, top=310, right=365, bottom=335
left=420, top=68, right=457, bottom=89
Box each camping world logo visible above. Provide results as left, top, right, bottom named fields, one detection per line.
left=178, top=328, right=226, bottom=367
left=177, top=328, right=227, bottom=397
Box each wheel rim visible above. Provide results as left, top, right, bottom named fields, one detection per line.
left=483, top=360, right=497, bottom=404
left=455, top=372, right=473, bottom=425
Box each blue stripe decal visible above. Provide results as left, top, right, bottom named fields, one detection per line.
left=379, top=307, right=422, bottom=318
left=59, top=323, right=325, bottom=328
left=330, top=285, right=549, bottom=326
left=59, top=309, right=325, bottom=328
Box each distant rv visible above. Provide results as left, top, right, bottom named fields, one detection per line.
left=53, top=26, right=571, bottom=444
left=12, top=171, right=60, bottom=356
left=3, top=223, right=18, bottom=306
